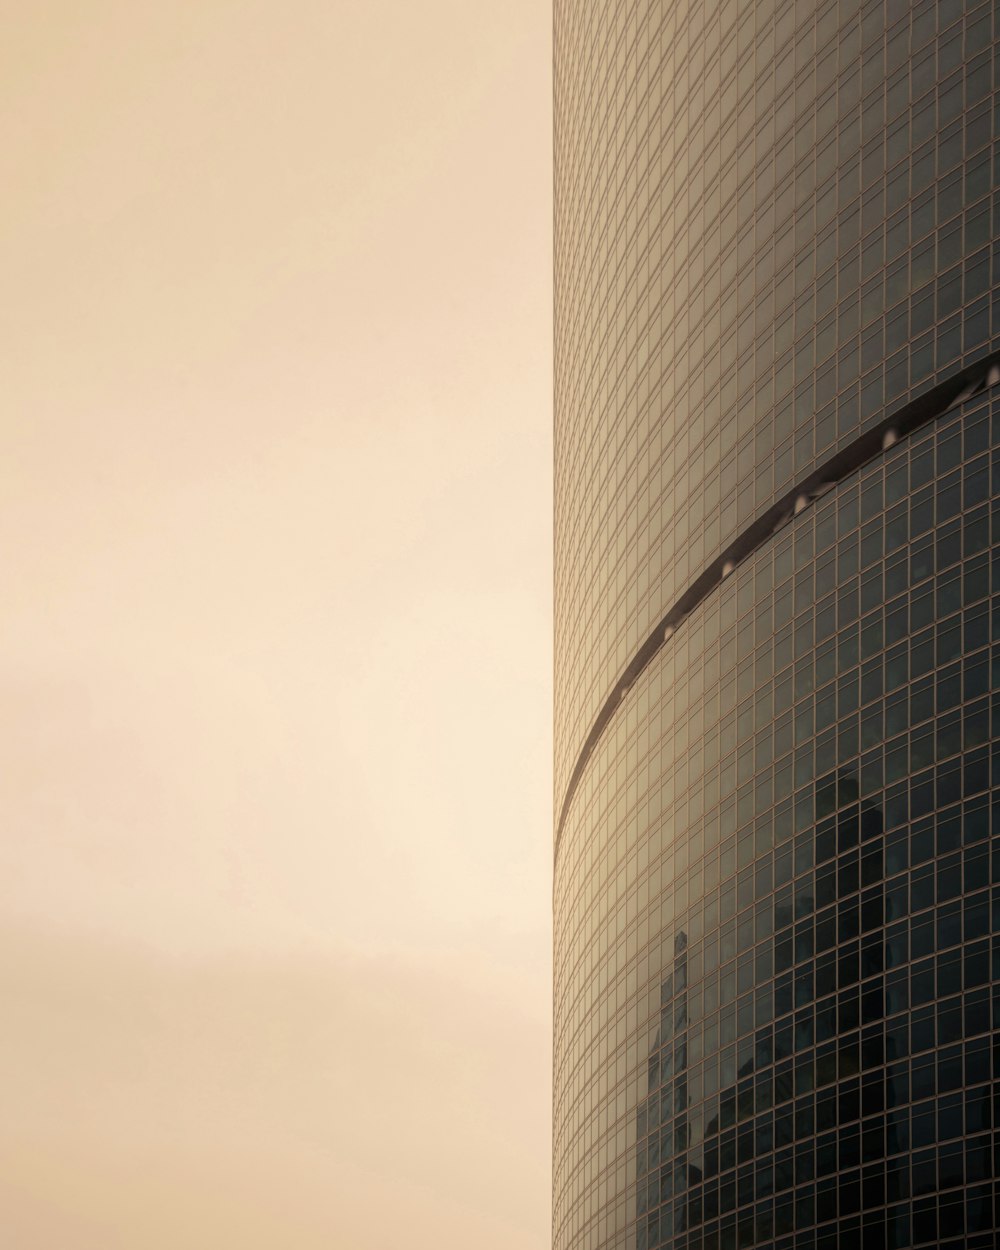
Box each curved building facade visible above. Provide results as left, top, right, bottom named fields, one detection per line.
left=554, top=3, right=1000, bottom=1249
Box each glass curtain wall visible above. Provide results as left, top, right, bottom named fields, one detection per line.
left=554, top=3, right=1000, bottom=1250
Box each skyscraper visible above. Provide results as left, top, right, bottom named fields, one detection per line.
left=553, top=4, right=1000, bottom=1249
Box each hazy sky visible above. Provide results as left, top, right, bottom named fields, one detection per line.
left=1, top=3, right=551, bottom=1246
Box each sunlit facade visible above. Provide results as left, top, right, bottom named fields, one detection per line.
left=554, top=3, right=1000, bottom=1248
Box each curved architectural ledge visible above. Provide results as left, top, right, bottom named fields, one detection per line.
left=555, top=351, right=1000, bottom=857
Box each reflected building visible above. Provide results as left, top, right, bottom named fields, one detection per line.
left=554, top=4, right=1000, bottom=1250
left=636, top=933, right=694, bottom=1250
left=633, top=783, right=933, bottom=1249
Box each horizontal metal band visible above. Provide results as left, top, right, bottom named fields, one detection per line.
left=555, top=351, right=1000, bottom=860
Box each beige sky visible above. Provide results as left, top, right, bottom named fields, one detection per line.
left=1, top=3, right=551, bottom=1246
